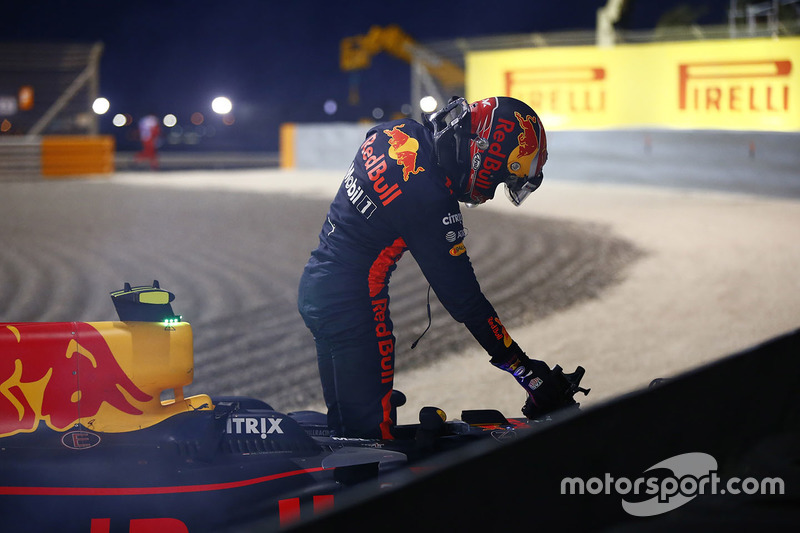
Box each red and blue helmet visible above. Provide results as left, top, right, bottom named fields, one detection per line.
left=424, top=96, right=547, bottom=206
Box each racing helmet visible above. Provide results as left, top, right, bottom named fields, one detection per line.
left=424, top=96, right=547, bottom=206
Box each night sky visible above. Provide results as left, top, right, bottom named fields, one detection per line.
left=5, top=1, right=732, bottom=151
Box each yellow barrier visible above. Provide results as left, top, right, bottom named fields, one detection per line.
left=466, top=37, right=800, bottom=131
left=41, top=135, right=115, bottom=176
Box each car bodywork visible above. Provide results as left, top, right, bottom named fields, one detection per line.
left=0, top=282, right=536, bottom=531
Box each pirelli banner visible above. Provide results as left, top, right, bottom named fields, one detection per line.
left=466, top=37, right=800, bottom=131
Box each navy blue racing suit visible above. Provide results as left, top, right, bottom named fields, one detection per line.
left=298, top=119, right=520, bottom=439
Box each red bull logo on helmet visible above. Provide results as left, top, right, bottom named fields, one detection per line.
left=383, top=124, right=425, bottom=182
left=507, top=111, right=541, bottom=179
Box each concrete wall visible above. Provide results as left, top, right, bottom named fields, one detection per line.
left=546, top=129, right=800, bottom=198
left=281, top=122, right=800, bottom=198
left=280, top=122, right=374, bottom=171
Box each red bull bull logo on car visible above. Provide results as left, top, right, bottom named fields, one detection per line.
left=1, top=320, right=210, bottom=439
left=383, top=124, right=425, bottom=182
left=0, top=322, right=152, bottom=438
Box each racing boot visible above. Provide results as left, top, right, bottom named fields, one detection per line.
left=492, top=348, right=590, bottom=419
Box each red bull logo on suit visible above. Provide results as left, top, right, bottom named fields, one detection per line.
left=383, top=124, right=425, bottom=182
left=360, top=133, right=403, bottom=206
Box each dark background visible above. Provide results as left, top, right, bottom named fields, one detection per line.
left=4, top=1, right=733, bottom=150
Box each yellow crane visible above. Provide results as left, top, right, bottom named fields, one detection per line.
left=340, top=24, right=464, bottom=105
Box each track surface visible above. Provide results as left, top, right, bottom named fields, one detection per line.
left=0, top=179, right=640, bottom=411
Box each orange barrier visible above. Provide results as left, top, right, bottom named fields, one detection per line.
left=279, top=123, right=296, bottom=168
left=41, top=135, right=115, bottom=177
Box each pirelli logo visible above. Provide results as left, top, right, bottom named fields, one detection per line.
left=679, top=59, right=792, bottom=112
left=505, top=66, right=606, bottom=114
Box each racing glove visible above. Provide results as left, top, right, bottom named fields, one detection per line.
left=491, top=345, right=589, bottom=419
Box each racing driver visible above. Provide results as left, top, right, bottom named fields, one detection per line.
left=298, top=96, right=587, bottom=439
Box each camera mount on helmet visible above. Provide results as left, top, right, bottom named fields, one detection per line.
left=422, top=96, right=473, bottom=196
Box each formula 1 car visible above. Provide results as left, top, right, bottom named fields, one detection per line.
left=0, top=282, right=588, bottom=532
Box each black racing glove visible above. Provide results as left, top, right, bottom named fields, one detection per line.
left=520, top=364, right=589, bottom=419
left=492, top=346, right=589, bottom=419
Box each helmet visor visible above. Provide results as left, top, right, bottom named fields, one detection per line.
left=505, top=171, right=543, bottom=206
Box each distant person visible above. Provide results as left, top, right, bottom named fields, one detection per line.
left=136, top=114, right=161, bottom=170
left=298, top=96, right=588, bottom=439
